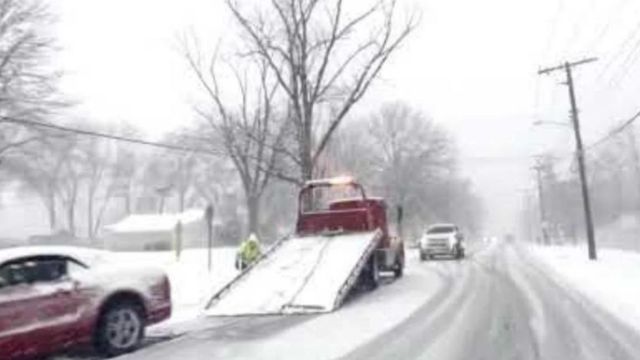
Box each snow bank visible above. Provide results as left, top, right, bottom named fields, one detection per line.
left=531, top=245, right=640, bottom=332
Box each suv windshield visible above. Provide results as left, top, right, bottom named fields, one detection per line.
left=427, top=226, right=455, bottom=234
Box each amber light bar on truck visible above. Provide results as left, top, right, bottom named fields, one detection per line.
left=305, top=176, right=355, bottom=187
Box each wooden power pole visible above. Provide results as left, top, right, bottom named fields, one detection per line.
left=532, top=162, right=549, bottom=245
left=538, top=57, right=598, bottom=260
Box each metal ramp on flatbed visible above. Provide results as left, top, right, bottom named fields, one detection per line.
left=205, top=230, right=381, bottom=316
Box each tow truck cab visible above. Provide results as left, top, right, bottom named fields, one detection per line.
left=295, top=177, right=405, bottom=281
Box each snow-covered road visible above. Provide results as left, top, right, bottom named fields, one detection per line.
left=102, top=241, right=640, bottom=360
left=342, top=241, right=640, bottom=360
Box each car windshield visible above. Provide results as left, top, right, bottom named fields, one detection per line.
left=427, top=226, right=456, bottom=234
left=1, top=1, right=640, bottom=359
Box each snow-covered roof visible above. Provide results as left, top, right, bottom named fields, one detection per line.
left=0, top=246, right=108, bottom=266
left=105, top=208, right=205, bottom=234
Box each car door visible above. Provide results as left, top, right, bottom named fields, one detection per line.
left=0, top=259, right=47, bottom=359
left=26, top=256, right=87, bottom=352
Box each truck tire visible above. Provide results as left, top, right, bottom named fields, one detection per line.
left=366, top=255, right=380, bottom=290
left=419, top=251, right=428, bottom=261
left=95, top=300, right=145, bottom=357
left=393, top=248, right=405, bottom=278
left=393, top=260, right=404, bottom=278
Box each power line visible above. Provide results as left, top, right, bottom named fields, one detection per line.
left=584, top=0, right=631, bottom=53
left=542, top=0, right=565, bottom=63
left=597, top=19, right=640, bottom=82
left=586, top=108, right=640, bottom=150
left=1, top=117, right=219, bottom=156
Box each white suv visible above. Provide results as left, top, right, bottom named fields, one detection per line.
left=419, top=224, right=465, bottom=260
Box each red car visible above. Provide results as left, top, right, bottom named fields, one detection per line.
left=0, top=246, right=171, bottom=359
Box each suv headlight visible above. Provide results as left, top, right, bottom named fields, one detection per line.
left=422, top=236, right=432, bottom=247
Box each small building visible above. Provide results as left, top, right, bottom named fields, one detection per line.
left=103, top=209, right=210, bottom=251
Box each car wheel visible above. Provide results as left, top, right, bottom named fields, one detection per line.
left=96, top=301, right=145, bottom=357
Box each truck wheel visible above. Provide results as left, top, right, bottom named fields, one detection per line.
left=95, top=301, right=145, bottom=357
left=366, top=255, right=380, bottom=290
left=393, top=260, right=404, bottom=278
left=394, top=248, right=405, bottom=278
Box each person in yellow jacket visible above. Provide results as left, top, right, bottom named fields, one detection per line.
left=236, top=233, right=262, bottom=270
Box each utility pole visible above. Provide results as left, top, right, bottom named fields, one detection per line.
left=538, top=57, right=598, bottom=260
left=532, top=162, right=549, bottom=245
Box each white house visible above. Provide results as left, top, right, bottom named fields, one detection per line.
left=103, top=209, right=212, bottom=251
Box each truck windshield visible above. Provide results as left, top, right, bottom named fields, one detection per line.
left=427, top=226, right=455, bottom=234
left=301, top=185, right=364, bottom=213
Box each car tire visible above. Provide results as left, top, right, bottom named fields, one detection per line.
left=419, top=251, right=427, bottom=262
left=95, top=301, right=145, bottom=357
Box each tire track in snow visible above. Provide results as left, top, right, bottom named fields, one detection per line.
left=517, top=245, right=640, bottom=360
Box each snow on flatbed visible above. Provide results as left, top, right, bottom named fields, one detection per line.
left=206, top=231, right=379, bottom=316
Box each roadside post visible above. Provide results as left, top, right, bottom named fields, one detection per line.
left=174, top=220, right=183, bottom=261
left=205, top=204, right=214, bottom=272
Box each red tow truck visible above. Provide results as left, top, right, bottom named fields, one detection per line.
left=297, top=176, right=405, bottom=288
left=207, top=176, right=405, bottom=315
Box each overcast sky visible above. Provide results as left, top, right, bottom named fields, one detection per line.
left=50, top=0, right=640, bottom=235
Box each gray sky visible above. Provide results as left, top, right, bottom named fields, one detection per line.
left=51, top=0, right=640, bottom=235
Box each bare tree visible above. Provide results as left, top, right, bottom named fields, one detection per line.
left=5, top=135, right=69, bottom=230
left=368, top=103, right=453, bottom=208
left=78, top=134, right=128, bottom=240
left=327, top=102, right=482, bottom=237
left=56, top=136, right=82, bottom=236
left=0, top=0, right=64, bottom=163
left=226, top=0, right=418, bottom=183
left=184, top=44, right=286, bottom=236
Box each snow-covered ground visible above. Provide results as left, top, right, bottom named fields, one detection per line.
left=116, top=250, right=445, bottom=360
left=530, top=244, right=640, bottom=333
left=54, top=245, right=447, bottom=359
left=246, top=252, right=443, bottom=360
left=108, top=247, right=239, bottom=330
